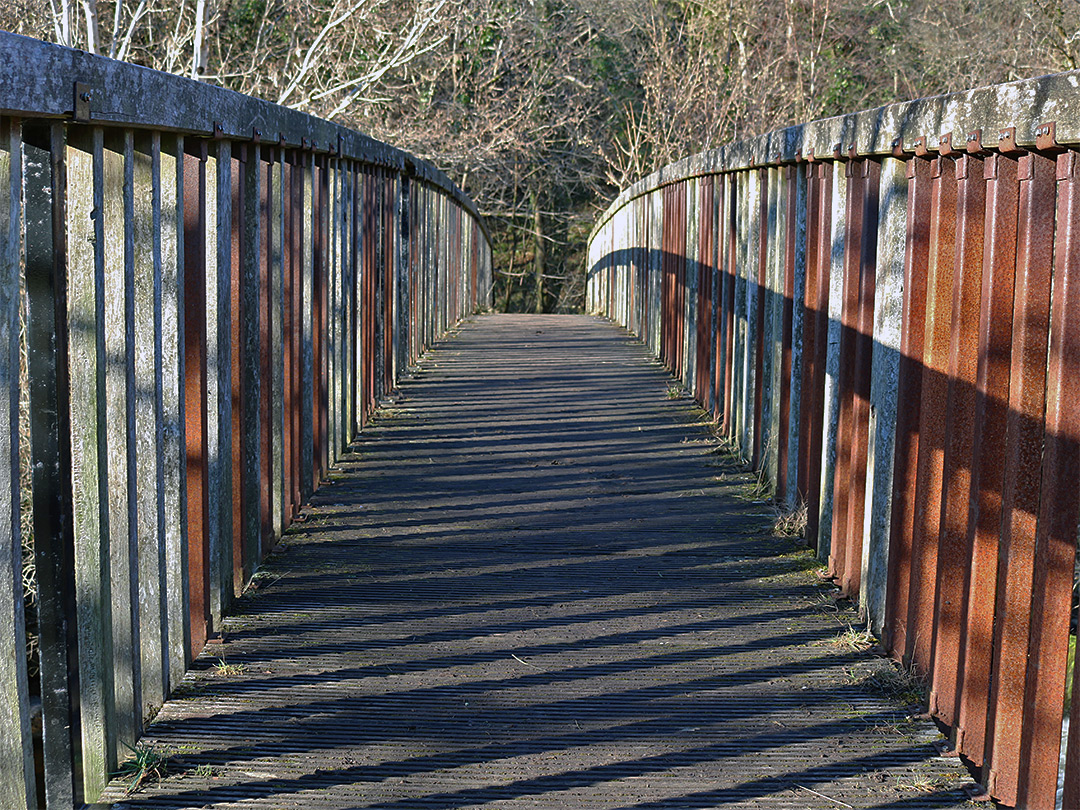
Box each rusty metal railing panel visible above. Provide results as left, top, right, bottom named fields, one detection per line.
left=587, top=70, right=1080, bottom=808
left=827, top=158, right=865, bottom=588
left=986, top=151, right=1057, bottom=806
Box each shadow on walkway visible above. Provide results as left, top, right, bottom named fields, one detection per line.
left=103, top=314, right=970, bottom=809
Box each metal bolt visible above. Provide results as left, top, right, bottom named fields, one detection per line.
left=80, top=92, right=92, bottom=101
left=255, top=129, right=262, bottom=137
left=892, top=138, right=901, bottom=148
left=1000, top=131, right=1009, bottom=140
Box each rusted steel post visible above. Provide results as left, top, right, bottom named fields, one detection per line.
left=904, top=152, right=956, bottom=672
left=840, top=158, right=879, bottom=597
left=986, top=151, right=1055, bottom=807
left=829, top=158, right=865, bottom=584
left=182, top=144, right=210, bottom=660
left=884, top=154, right=931, bottom=659
left=1013, top=149, right=1080, bottom=810
left=929, top=151, right=985, bottom=728
left=955, top=151, right=1019, bottom=770
left=803, top=162, right=833, bottom=551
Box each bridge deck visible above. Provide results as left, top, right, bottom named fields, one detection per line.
left=103, top=314, right=969, bottom=809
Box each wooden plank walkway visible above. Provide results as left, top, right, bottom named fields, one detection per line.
left=102, top=314, right=972, bottom=809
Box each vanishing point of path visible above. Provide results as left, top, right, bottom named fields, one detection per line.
left=104, top=315, right=972, bottom=809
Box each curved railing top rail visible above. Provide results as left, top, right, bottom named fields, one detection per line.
left=592, top=68, right=1080, bottom=240
left=0, top=30, right=489, bottom=242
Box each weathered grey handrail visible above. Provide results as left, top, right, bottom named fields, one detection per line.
left=0, top=31, right=491, bottom=809
left=589, top=70, right=1080, bottom=809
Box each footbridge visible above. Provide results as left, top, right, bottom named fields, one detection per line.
left=1, top=30, right=1079, bottom=810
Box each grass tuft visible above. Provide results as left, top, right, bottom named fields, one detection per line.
left=115, top=742, right=172, bottom=794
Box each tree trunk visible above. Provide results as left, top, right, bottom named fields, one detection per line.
left=192, top=0, right=209, bottom=80
left=503, top=226, right=518, bottom=313
left=80, top=0, right=98, bottom=53
left=531, top=187, right=544, bottom=314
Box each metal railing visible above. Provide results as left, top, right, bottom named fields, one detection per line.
left=588, top=72, right=1080, bottom=809
left=0, top=32, right=491, bottom=808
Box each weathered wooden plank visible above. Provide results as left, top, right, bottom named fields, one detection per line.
left=161, top=134, right=189, bottom=689
left=397, top=173, right=410, bottom=383
left=860, top=156, right=907, bottom=635
left=240, top=144, right=262, bottom=575
left=104, top=132, right=139, bottom=755
left=132, top=132, right=164, bottom=715
left=815, top=161, right=848, bottom=561
left=343, top=162, right=356, bottom=444
left=202, top=145, right=224, bottom=628
left=0, top=116, right=35, bottom=810
left=784, top=166, right=807, bottom=510
left=270, top=148, right=285, bottom=539
left=68, top=127, right=116, bottom=801
left=210, top=140, right=233, bottom=617
left=326, top=158, right=338, bottom=464
left=684, top=177, right=698, bottom=394
left=258, top=156, right=272, bottom=554
left=24, top=124, right=78, bottom=809
left=0, top=34, right=486, bottom=231
left=301, top=153, right=314, bottom=499
left=229, top=147, right=244, bottom=590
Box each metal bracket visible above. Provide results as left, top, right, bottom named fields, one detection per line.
left=74, top=82, right=93, bottom=123
left=997, top=127, right=1022, bottom=155
left=938, top=132, right=955, bottom=157
left=966, top=130, right=988, bottom=155
left=1035, top=121, right=1062, bottom=152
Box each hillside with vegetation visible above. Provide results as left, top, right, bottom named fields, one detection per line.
left=4, top=0, right=1079, bottom=311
